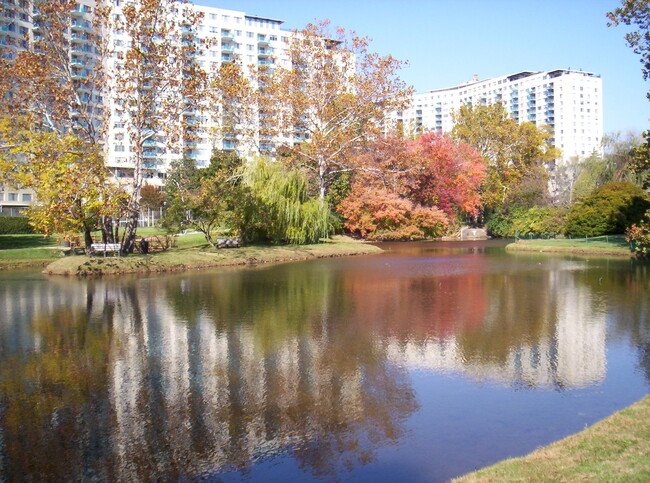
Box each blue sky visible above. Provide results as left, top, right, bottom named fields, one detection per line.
left=204, top=0, right=649, bottom=134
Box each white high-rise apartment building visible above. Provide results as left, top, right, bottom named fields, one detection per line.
left=105, top=2, right=294, bottom=184
left=398, top=70, right=603, bottom=163
left=1, top=0, right=295, bottom=190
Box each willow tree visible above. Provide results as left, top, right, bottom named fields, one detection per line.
left=104, top=0, right=208, bottom=252
left=241, top=157, right=335, bottom=244
left=451, top=103, right=558, bottom=208
left=274, top=21, right=413, bottom=202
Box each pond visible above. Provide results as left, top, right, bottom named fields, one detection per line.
left=0, top=241, right=648, bottom=481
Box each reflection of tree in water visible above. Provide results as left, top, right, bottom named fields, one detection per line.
left=0, top=271, right=418, bottom=480
left=0, top=281, right=116, bottom=481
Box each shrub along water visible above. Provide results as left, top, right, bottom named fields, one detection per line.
left=564, top=181, right=650, bottom=237
left=0, top=216, right=34, bottom=235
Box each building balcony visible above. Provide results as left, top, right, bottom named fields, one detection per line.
left=257, top=48, right=272, bottom=56
left=257, top=35, right=269, bottom=45
left=221, top=43, right=235, bottom=51
left=71, top=20, right=91, bottom=30
left=258, top=59, right=273, bottom=66
left=221, top=31, right=234, bottom=39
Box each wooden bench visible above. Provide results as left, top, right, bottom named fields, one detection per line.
left=90, top=243, right=121, bottom=257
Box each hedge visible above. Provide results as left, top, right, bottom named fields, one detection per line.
left=0, top=216, right=34, bottom=234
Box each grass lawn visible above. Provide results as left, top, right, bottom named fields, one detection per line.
left=0, top=234, right=59, bottom=250
left=44, top=235, right=381, bottom=276
left=0, top=234, right=64, bottom=269
left=506, top=235, right=633, bottom=257
left=455, top=395, right=650, bottom=482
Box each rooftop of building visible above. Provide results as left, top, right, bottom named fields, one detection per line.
left=418, top=69, right=601, bottom=96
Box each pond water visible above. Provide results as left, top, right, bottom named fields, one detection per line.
left=0, top=241, right=648, bottom=481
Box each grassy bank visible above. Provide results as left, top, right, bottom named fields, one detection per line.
left=506, top=235, right=632, bottom=257
left=455, top=395, right=650, bottom=482
left=0, top=234, right=64, bottom=269
left=44, top=235, right=382, bottom=276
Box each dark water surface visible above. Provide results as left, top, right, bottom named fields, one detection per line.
left=0, top=241, right=648, bottom=481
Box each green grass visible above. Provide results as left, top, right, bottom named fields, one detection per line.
left=0, top=234, right=63, bottom=269
left=455, top=395, right=650, bottom=482
left=0, top=234, right=59, bottom=250
left=506, top=235, right=632, bottom=256
left=44, top=235, right=382, bottom=276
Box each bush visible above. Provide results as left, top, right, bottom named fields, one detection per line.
left=564, top=182, right=650, bottom=237
left=626, top=210, right=650, bottom=258
left=486, top=205, right=565, bottom=238
left=513, top=206, right=566, bottom=238
left=485, top=205, right=526, bottom=237
left=0, top=216, right=34, bottom=234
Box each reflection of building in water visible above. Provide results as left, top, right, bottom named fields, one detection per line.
left=101, top=281, right=415, bottom=480
left=0, top=279, right=87, bottom=355
left=387, top=271, right=606, bottom=389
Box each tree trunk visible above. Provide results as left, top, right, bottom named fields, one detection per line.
left=122, top=149, right=144, bottom=254
left=83, top=224, right=93, bottom=252
left=318, top=158, right=326, bottom=202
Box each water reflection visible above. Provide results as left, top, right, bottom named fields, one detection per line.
left=0, top=246, right=648, bottom=480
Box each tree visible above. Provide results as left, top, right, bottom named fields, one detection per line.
left=240, top=158, right=336, bottom=244
left=0, top=123, right=126, bottom=248
left=162, top=151, right=246, bottom=246
left=338, top=184, right=448, bottom=240
left=103, top=0, right=208, bottom=252
left=208, top=61, right=257, bottom=154
left=607, top=1, right=650, bottom=99
left=274, top=21, right=413, bottom=201
left=451, top=103, right=558, bottom=209
left=564, top=181, right=650, bottom=237
left=407, top=132, right=486, bottom=219
left=0, top=1, right=122, bottom=248
left=0, top=0, right=106, bottom=141
left=626, top=209, right=650, bottom=257
left=629, top=130, right=650, bottom=188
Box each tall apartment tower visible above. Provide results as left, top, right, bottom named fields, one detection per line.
left=106, top=3, right=294, bottom=184
left=399, top=70, right=603, bottom=164
left=2, top=0, right=295, bottom=190
left=0, top=0, right=101, bottom=213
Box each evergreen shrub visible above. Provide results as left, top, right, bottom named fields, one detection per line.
left=564, top=182, right=650, bottom=237
left=0, top=216, right=34, bottom=234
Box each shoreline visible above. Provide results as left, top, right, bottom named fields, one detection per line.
left=505, top=238, right=632, bottom=257
left=43, top=237, right=382, bottom=277
left=454, top=395, right=650, bottom=482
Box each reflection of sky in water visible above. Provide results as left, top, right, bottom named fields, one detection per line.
left=0, top=242, right=648, bottom=482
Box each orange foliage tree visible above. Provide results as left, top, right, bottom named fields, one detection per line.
left=338, top=184, right=448, bottom=240
left=336, top=132, right=485, bottom=239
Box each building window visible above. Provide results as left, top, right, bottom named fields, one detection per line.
left=22, top=193, right=31, bottom=202
left=8, top=193, right=17, bottom=201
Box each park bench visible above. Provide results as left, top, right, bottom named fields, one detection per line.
left=89, top=243, right=121, bottom=257
left=216, top=237, right=240, bottom=248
